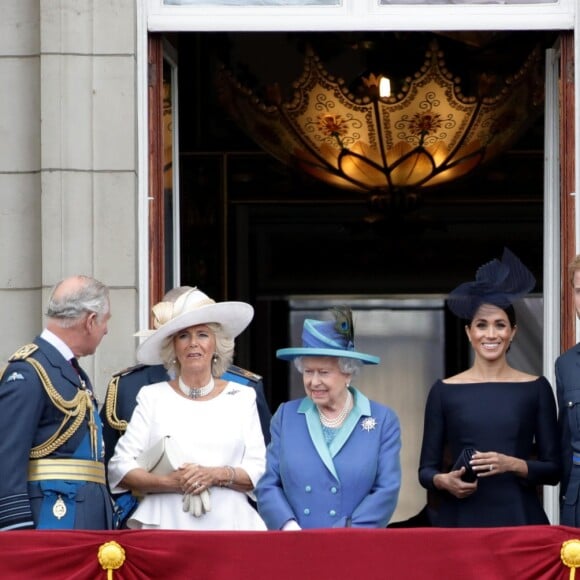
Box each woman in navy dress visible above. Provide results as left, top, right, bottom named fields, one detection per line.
left=419, top=248, right=560, bottom=527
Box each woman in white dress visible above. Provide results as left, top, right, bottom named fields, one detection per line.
left=108, top=288, right=267, bottom=530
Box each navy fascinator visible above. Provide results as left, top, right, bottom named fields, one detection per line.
left=447, top=248, right=536, bottom=320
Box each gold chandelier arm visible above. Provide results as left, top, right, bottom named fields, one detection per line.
left=217, top=37, right=544, bottom=200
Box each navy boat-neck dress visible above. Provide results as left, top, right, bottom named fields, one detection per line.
left=419, top=377, right=560, bottom=527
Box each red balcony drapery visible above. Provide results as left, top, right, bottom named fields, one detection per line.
left=1, top=525, right=580, bottom=579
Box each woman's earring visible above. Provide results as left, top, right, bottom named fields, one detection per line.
left=212, top=353, right=218, bottom=363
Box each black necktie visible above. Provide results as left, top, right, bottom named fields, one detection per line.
left=70, top=357, right=91, bottom=391
left=70, top=357, right=99, bottom=459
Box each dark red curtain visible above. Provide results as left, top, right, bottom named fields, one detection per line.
left=1, top=526, right=579, bottom=579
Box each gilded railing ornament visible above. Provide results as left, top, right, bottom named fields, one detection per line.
left=98, top=541, right=126, bottom=580
left=561, top=539, right=580, bottom=579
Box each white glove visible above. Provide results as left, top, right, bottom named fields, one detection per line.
left=200, top=488, right=211, bottom=513
left=182, top=489, right=211, bottom=517
left=282, top=519, right=302, bottom=531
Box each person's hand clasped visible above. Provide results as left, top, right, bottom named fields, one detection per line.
left=179, top=463, right=214, bottom=518
left=180, top=463, right=212, bottom=494
left=469, top=451, right=504, bottom=478
left=435, top=470, right=477, bottom=499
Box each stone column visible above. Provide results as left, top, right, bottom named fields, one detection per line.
left=0, top=2, right=42, bottom=358
left=0, top=0, right=140, bottom=399
left=40, top=0, right=139, bottom=397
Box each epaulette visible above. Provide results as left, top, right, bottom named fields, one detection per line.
left=226, top=364, right=262, bottom=382
left=8, top=343, right=39, bottom=362
left=104, top=374, right=128, bottom=432
left=112, top=363, right=148, bottom=378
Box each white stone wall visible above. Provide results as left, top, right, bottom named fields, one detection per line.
left=0, top=0, right=139, bottom=401
left=0, top=2, right=42, bottom=359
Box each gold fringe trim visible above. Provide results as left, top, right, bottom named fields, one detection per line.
left=25, top=357, right=93, bottom=459
left=103, top=375, right=128, bottom=432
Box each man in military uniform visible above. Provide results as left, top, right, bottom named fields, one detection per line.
left=557, top=253, right=580, bottom=526
left=0, top=275, right=113, bottom=530
left=100, top=286, right=271, bottom=527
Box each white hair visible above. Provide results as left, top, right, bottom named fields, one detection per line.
left=293, top=356, right=362, bottom=376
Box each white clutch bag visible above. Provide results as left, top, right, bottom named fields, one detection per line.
left=136, top=435, right=184, bottom=475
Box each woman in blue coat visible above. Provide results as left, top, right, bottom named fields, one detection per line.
left=255, top=308, right=402, bottom=530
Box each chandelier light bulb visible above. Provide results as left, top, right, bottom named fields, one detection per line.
left=379, top=77, right=391, bottom=98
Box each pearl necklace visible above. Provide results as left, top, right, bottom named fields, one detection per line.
left=318, top=390, right=353, bottom=429
left=178, top=375, right=215, bottom=399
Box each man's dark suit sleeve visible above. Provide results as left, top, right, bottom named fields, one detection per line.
left=221, top=366, right=271, bottom=445
left=254, top=379, right=272, bottom=446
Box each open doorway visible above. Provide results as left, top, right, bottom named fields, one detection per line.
left=148, top=28, right=572, bottom=524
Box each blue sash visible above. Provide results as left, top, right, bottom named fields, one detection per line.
left=36, top=411, right=105, bottom=529
left=112, top=492, right=139, bottom=529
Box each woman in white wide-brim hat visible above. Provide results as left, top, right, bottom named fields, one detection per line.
left=255, top=307, right=402, bottom=530
left=108, top=287, right=267, bottom=530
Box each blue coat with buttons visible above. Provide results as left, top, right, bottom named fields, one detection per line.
left=556, top=343, right=580, bottom=525
left=255, top=387, right=401, bottom=529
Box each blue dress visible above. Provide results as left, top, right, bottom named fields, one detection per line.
left=419, top=377, right=560, bottom=527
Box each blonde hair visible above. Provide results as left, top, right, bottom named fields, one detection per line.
left=569, top=254, right=580, bottom=286
left=160, top=322, right=234, bottom=377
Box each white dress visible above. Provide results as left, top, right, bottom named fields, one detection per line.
left=108, top=381, right=267, bottom=530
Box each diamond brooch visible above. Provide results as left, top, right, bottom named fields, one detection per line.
left=361, top=417, right=377, bottom=432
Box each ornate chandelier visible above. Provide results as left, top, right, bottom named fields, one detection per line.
left=216, top=40, right=543, bottom=209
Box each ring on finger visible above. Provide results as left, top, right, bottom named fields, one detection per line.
left=488, top=465, right=493, bottom=472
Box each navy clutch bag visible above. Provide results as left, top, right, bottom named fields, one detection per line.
left=452, top=448, right=477, bottom=482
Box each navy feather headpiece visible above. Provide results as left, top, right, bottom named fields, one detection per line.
left=447, top=248, right=536, bottom=320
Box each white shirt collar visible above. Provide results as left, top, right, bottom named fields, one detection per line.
left=40, top=328, right=75, bottom=362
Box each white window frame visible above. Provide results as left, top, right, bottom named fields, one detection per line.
left=163, top=39, right=182, bottom=289
left=146, top=0, right=575, bottom=32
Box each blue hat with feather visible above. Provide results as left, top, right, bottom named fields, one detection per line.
left=447, top=247, right=536, bottom=321
left=276, top=307, right=380, bottom=365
